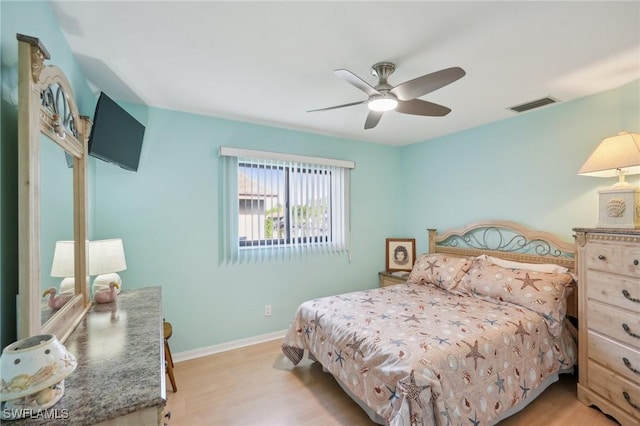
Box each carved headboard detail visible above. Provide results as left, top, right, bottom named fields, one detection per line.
left=427, top=220, right=577, bottom=317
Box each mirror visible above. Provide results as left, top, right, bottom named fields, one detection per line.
left=40, top=134, right=75, bottom=325
left=17, top=34, right=91, bottom=342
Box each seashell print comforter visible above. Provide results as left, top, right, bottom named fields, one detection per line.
left=282, top=282, right=577, bottom=426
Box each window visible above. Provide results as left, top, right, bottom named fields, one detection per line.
left=219, top=147, right=355, bottom=263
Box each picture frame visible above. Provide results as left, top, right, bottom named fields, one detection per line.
left=385, top=238, right=416, bottom=272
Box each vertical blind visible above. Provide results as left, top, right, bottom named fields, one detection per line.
left=219, top=147, right=355, bottom=264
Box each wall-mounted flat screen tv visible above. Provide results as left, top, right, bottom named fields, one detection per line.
left=88, top=92, right=145, bottom=172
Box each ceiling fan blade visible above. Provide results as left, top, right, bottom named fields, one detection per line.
left=334, top=69, right=381, bottom=97
left=307, top=99, right=366, bottom=113
left=396, top=99, right=451, bottom=116
left=364, top=110, right=383, bottom=129
left=390, top=67, right=466, bottom=101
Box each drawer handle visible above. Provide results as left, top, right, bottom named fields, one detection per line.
left=635, top=259, right=639, bottom=266
left=622, top=289, right=640, bottom=303
left=598, top=254, right=606, bottom=261
left=623, top=391, right=640, bottom=412
left=623, top=357, right=640, bottom=375
left=622, top=323, right=640, bottom=339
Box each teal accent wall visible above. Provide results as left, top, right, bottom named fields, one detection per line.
left=2, top=1, right=638, bottom=357
left=398, top=80, right=640, bottom=254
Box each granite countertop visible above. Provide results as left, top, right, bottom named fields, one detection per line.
left=10, top=287, right=166, bottom=425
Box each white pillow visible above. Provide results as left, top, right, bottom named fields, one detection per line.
left=480, top=254, right=569, bottom=274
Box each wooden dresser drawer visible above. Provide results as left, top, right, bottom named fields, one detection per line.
left=589, top=331, right=640, bottom=385
left=586, top=243, right=621, bottom=274
left=587, top=271, right=640, bottom=314
left=588, top=301, right=640, bottom=350
left=586, top=242, right=640, bottom=278
left=621, top=245, right=640, bottom=278
left=588, top=361, right=640, bottom=420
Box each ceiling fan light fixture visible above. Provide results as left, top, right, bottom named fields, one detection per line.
left=368, top=94, right=397, bottom=112
left=309, top=62, right=465, bottom=129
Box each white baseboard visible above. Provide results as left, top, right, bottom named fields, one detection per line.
left=172, top=329, right=287, bottom=363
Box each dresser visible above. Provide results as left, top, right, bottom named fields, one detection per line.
left=574, top=228, right=640, bottom=425
left=12, top=287, right=167, bottom=425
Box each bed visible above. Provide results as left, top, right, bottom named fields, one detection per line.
left=282, top=221, right=578, bottom=425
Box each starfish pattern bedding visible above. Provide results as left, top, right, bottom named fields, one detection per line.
left=282, top=282, right=577, bottom=425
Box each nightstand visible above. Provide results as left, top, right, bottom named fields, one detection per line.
left=378, top=271, right=408, bottom=287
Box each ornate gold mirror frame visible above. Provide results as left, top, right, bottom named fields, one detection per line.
left=17, top=34, right=91, bottom=341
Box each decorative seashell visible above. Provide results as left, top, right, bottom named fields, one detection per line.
left=36, top=387, right=55, bottom=405
left=606, top=198, right=626, bottom=217
left=30, top=364, right=55, bottom=385
left=3, top=374, right=32, bottom=393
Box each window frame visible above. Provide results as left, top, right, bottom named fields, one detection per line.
left=219, top=147, right=355, bottom=263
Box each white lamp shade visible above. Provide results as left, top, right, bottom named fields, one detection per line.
left=89, top=239, right=127, bottom=276
left=578, top=132, right=640, bottom=178
left=50, top=241, right=75, bottom=278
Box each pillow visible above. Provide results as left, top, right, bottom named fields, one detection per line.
left=480, top=254, right=569, bottom=274
left=460, top=258, right=574, bottom=337
left=407, top=254, right=472, bottom=291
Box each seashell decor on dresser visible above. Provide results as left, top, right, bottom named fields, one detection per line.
left=0, top=334, right=77, bottom=419
left=605, top=197, right=626, bottom=217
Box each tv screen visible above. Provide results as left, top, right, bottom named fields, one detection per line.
left=88, top=92, right=145, bottom=172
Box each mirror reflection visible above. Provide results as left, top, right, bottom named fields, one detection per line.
left=40, top=133, right=75, bottom=325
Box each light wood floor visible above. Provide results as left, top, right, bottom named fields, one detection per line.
left=165, top=339, right=618, bottom=426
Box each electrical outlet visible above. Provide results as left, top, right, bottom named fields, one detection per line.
left=265, top=304, right=272, bottom=317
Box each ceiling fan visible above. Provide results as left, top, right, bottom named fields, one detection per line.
left=308, top=62, right=465, bottom=129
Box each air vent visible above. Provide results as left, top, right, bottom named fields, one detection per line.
left=508, top=96, right=559, bottom=113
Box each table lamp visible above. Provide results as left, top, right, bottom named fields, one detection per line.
left=50, top=240, right=76, bottom=296
left=578, top=131, right=640, bottom=228
left=89, top=238, right=127, bottom=298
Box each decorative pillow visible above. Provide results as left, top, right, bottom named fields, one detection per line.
left=407, top=254, right=472, bottom=291
left=460, top=258, right=574, bottom=337
left=479, top=254, right=570, bottom=274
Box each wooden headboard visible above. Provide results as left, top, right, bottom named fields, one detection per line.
left=426, top=220, right=577, bottom=318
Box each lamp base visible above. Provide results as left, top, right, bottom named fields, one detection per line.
left=597, top=187, right=640, bottom=229
left=58, top=277, right=75, bottom=295
left=58, top=277, right=91, bottom=296
left=92, top=273, right=122, bottom=296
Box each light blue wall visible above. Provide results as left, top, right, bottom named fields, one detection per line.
left=399, top=80, right=640, bottom=254
left=93, top=106, right=403, bottom=352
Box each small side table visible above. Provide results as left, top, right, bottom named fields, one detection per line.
left=378, top=271, right=408, bottom=287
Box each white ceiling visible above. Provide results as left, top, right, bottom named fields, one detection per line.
left=49, top=1, right=640, bottom=146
